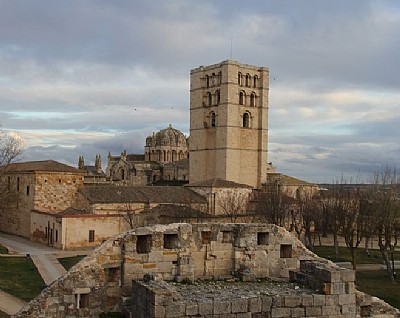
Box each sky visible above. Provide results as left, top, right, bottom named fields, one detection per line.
left=0, top=0, right=399, bottom=183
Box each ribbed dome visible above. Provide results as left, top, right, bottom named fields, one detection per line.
left=146, top=125, right=187, bottom=147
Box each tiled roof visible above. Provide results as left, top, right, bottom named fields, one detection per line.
left=84, top=166, right=106, bottom=177
left=185, top=178, right=253, bottom=189
left=163, top=158, right=189, bottom=168
left=0, top=160, right=83, bottom=174
left=79, top=186, right=207, bottom=204
left=266, top=173, right=314, bottom=186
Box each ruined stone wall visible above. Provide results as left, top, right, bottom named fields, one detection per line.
left=13, top=223, right=400, bottom=318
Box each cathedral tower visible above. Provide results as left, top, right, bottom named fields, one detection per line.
left=189, top=60, right=269, bottom=189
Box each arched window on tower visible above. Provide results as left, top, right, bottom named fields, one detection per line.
left=239, top=91, right=245, bottom=105
left=207, top=92, right=212, bottom=106
left=206, top=75, right=209, bottom=88
left=250, top=92, right=256, bottom=107
left=253, top=75, right=258, bottom=88
left=246, top=74, right=251, bottom=87
left=238, top=72, right=242, bottom=86
left=243, top=112, right=250, bottom=128
left=210, top=111, right=216, bottom=127
left=216, top=90, right=220, bottom=105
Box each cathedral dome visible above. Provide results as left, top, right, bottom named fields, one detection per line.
left=148, top=124, right=187, bottom=147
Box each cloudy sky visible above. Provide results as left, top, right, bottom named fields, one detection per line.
left=1, top=0, right=399, bottom=183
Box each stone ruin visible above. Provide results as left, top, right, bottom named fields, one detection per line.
left=14, top=223, right=400, bottom=318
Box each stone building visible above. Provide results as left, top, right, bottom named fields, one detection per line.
left=106, top=125, right=189, bottom=185
left=189, top=60, right=269, bottom=189
left=0, top=160, right=85, bottom=238
left=14, top=222, right=399, bottom=318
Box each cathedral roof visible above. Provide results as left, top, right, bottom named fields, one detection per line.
left=0, top=160, right=83, bottom=174
left=146, top=124, right=187, bottom=148
left=185, top=178, right=253, bottom=189
left=79, top=186, right=206, bottom=204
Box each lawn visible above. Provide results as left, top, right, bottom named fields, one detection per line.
left=0, top=244, right=8, bottom=254
left=356, top=270, right=400, bottom=309
left=58, top=255, right=86, bottom=271
left=312, top=245, right=400, bottom=264
left=0, top=256, right=45, bottom=301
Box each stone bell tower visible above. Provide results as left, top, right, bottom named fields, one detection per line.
left=189, top=60, right=269, bottom=189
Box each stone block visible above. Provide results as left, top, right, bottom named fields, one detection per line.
left=261, top=295, right=272, bottom=311
left=325, top=295, right=339, bottom=306
left=198, top=301, right=213, bottom=315
left=271, top=307, right=291, bottom=317
left=322, top=305, right=340, bottom=315
left=340, top=269, right=355, bottom=282
left=345, top=282, right=355, bottom=294
left=272, top=296, right=284, bottom=308
left=248, top=297, right=262, bottom=312
left=185, top=302, right=198, bottom=316
left=165, top=303, right=185, bottom=317
left=331, top=282, right=346, bottom=295
left=339, top=293, right=355, bottom=305
left=291, top=307, right=305, bottom=317
left=341, top=304, right=356, bottom=315
left=284, top=295, right=302, bottom=307
left=213, top=300, right=231, bottom=314
left=313, top=294, right=326, bottom=306
left=231, top=298, right=248, bottom=313
left=236, top=313, right=252, bottom=318
left=305, top=306, right=322, bottom=316
left=302, top=295, right=313, bottom=307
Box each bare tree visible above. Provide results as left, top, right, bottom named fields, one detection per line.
left=362, top=167, right=400, bottom=282
left=122, top=203, right=144, bottom=229
left=218, top=190, right=249, bottom=222
left=0, top=128, right=24, bottom=166
left=252, top=183, right=293, bottom=227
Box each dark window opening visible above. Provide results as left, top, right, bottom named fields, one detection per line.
left=210, top=112, right=216, bottom=127
left=239, top=91, right=245, bottom=105
left=137, top=235, right=152, bottom=254
left=216, top=91, right=220, bottom=105
left=280, top=244, right=292, bottom=258
left=206, top=75, right=209, bottom=87
left=75, top=293, right=89, bottom=309
left=207, top=92, right=212, bottom=106
left=243, top=113, right=250, bottom=128
left=250, top=93, right=256, bottom=107
left=55, top=230, right=58, bottom=242
left=107, top=267, right=120, bottom=283
left=253, top=75, right=258, bottom=88
left=163, top=234, right=180, bottom=249
left=201, top=231, right=211, bottom=244
left=17, top=177, right=20, bottom=191
left=89, top=230, right=95, bottom=242
left=246, top=74, right=251, bottom=87
left=238, top=72, right=242, bottom=85
left=257, top=232, right=269, bottom=245
left=59, top=179, right=61, bottom=184
left=26, top=186, right=30, bottom=196
left=221, top=231, right=232, bottom=243
left=7, top=177, right=10, bottom=191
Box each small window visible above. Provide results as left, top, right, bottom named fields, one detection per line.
left=210, top=112, right=216, bottom=127
left=250, top=93, right=256, bottom=107
left=137, top=235, right=152, bottom=254
left=164, top=234, right=180, bottom=249
left=239, top=91, right=245, bottom=105
left=59, top=179, right=61, bottom=184
left=206, top=75, right=209, bottom=88
left=280, top=244, right=292, bottom=258
left=216, top=90, right=220, bottom=105
left=257, top=232, right=269, bottom=245
left=17, top=177, right=20, bottom=192
left=201, top=231, right=211, bottom=244
left=243, top=112, right=250, bottom=128
left=75, top=293, right=89, bottom=309
left=7, top=177, right=10, bottom=191
left=55, top=230, right=58, bottom=242
left=221, top=231, right=232, bottom=243
left=253, top=75, right=258, bottom=88
left=107, top=267, right=120, bottom=283
left=246, top=74, right=251, bottom=87
left=89, top=230, right=95, bottom=242
left=238, top=72, right=242, bottom=86
left=207, top=92, right=212, bottom=106
left=26, top=186, right=30, bottom=196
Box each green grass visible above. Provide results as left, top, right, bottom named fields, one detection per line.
left=0, top=256, right=46, bottom=301
left=312, top=245, right=400, bottom=264
left=0, top=244, right=8, bottom=254
left=356, top=270, right=400, bottom=309
left=0, top=310, right=10, bottom=318
left=58, top=255, right=85, bottom=271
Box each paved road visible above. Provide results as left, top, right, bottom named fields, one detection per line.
left=0, top=232, right=93, bottom=316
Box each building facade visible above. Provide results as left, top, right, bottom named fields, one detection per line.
left=189, top=60, right=269, bottom=189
